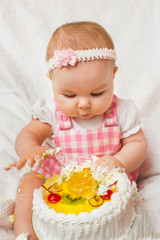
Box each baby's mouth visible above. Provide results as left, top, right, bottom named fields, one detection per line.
left=81, top=113, right=89, bottom=116
left=79, top=112, right=90, bottom=116
left=79, top=113, right=93, bottom=119
left=77, top=109, right=92, bottom=118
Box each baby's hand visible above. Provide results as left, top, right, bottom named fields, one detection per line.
left=17, top=146, right=46, bottom=169
left=5, top=146, right=46, bottom=171
left=94, top=156, right=124, bottom=174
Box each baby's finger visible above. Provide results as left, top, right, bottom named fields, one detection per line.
left=96, top=165, right=110, bottom=174
left=29, top=158, right=37, bottom=167
left=16, top=159, right=27, bottom=169
left=36, top=151, right=46, bottom=161
left=94, top=158, right=103, bottom=165
left=34, top=155, right=43, bottom=167
left=93, top=160, right=103, bottom=169
left=93, top=158, right=108, bottom=171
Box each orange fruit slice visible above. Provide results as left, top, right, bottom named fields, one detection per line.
left=88, top=195, right=104, bottom=207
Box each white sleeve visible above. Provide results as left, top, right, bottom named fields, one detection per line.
left=32, top=99, right=56, bottom=134
left=117, top=98, right=142, bottom=138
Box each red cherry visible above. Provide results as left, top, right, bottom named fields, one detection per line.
left=48, top=193, right=61, bottom=203
left=108, top=181, right=118, bottom=187
left=102, top=190, right=113, bottom=200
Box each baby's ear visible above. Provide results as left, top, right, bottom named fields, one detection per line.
left=113, top=66, right=118, bottom=78
left=46, top=72, right=52, bottom=80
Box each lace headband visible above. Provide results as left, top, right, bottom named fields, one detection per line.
left=47, top=48, right=116, bottom=72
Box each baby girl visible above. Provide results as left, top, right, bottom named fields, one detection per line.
left=11, top=21, right=147, bottom=239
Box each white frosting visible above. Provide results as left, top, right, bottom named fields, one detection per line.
left=45, top=147, right=61, bottom=156
left=15, top=233, right=29, bottom=240
left=32, top=168, right=137, bottom=240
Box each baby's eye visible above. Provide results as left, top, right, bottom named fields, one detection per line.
left=91, top=92, right=104, bottom=96
left=64, top=94, right=76, bottom=98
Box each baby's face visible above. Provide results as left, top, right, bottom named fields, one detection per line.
left=51, top=60, right=117, bottom=120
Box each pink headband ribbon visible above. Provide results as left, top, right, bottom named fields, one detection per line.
left=47, top=48, right=116, bottom=72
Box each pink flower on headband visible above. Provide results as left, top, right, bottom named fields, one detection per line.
left=54, top=49, right=77, bottom=68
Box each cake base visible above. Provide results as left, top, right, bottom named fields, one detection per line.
left=32, top=210, right=134, bottom=240
left=32, top=187, right=136, bottom=240
left=32, top=167, right=139, bottom=240
left=32, top=165, right=156, bottom=240
left=32, top=200, right=155, bottom=240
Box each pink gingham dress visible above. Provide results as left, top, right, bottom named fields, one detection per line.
left=34, top=95, right=139, bottom=181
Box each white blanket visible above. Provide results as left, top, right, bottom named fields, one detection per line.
left=1, top=0, right=160, bottom=239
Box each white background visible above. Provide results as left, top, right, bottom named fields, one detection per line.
left=0, top=0, right=160, bottom=238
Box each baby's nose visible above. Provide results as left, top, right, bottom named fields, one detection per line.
left=78, top=98, right=91, bottom=109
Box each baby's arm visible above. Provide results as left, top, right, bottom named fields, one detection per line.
left=95, top=129, right=147, bottom=173
left=14, top=119, right=52, bottom=169
left=114, top=128, right=147, bottom=172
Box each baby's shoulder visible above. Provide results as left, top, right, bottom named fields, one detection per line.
left=117, top=97, right=137, bottom=111
left=116, top=97, right=141, bottom=138
left=32, top=98, right=56, bottom=126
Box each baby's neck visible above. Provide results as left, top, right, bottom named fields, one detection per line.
left=73, top=115, right=103, bottom=129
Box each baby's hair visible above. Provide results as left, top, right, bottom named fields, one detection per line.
left=46, top=21, right=114, bottom=61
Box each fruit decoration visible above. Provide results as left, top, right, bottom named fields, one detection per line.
left=42, top=163, right=119, bottom=214
left=48, top=193, right=61, bottom=203
left=108, top=181, right=117, bottom=188
left=62, top=193, right=86, bottom=205
left=65, top=170, right=97, bottom=198
left=88, top=195, right=104, bottom=207
left=49, top=183, right=63, bottom=193
left=101, top=190, right=113, bottom=200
